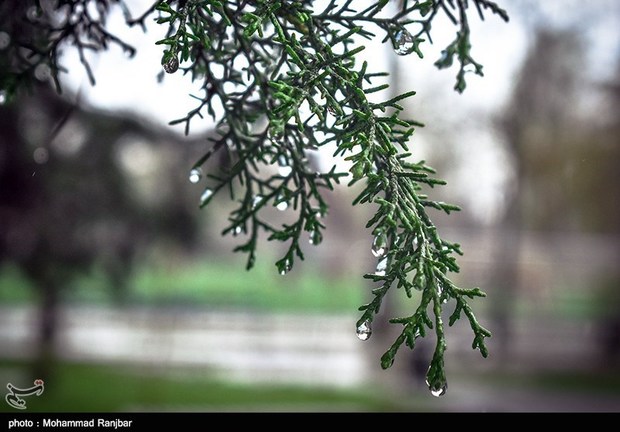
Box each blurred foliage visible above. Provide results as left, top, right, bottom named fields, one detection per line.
left=0, top=0, right=510, bottom=393
left=0, top=360, right=402, bottom=412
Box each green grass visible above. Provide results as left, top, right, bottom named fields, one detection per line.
left=0, top=260, right=364, bottom=313
left=0, top=361, right=402, bottom=412
left=127, top=259, right=362, bottom=312
left=0, top=264, right=36, bottom=303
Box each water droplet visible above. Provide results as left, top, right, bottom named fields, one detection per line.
left=437, top=281, right=445, bottom=300
left=413, top=271, right=426, bottom=291
left=0, top=32, right=10, bottom=50
left=199, top=188, right=213, bottom=206
left=309, top=229, right=322, bottom=245
left=163, top=56, right=179, bottom=74
left=356, top=320, right=372, bottom=341
left=393, top=28, right=415, bottom=56
left=276, top=194, right=288, bottom=211
left=277, top=154, right=292, bottom=176
left=188, top=167, right=203, bottom=184
left=33, top=147, right=49, bottom=164
left=233, top=225, right=242, bottom=236
left=34, top=63, right=51, bottom=81
left=375, top=257, right=388, bottom=276
left=279, top=258, right=292, bottom=275
left=0, top=91, right=7, bottom=105
left=426, top=379, right=448, bottom=397
left=371, top=232, right=388, bottom=258
left=252, top=195, right=263, bottom=210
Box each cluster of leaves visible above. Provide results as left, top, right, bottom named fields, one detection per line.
left=147, top=0, right=507, bottom=394
left=0, top=0, right=508, bottom=395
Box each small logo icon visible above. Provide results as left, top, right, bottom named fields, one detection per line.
left=5, top=379, right=45, bottom=410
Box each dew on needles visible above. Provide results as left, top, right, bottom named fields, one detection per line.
left=375, top=257, right=388, bottom=276
left=199, top=188, right=213, bottom=206
left=251, top=195, right=263, bottom=210
left=278, top=258, right=292, bottom=275
left=163, top=56, right=179, bottom=74
left=371, top=232, right=388, bottom=258
left=356, top=320, right=372, bottom=341
left=309, top=229, right=322, bottom=245
left=276, top=194, right=289, bottom=211
left=277, top=155, right=292, bottom=176
left=393, top=28, right=415, bottom=56
left=188, top=167, right=202, bottom=184
left=427, top=379, right=448, bottom=398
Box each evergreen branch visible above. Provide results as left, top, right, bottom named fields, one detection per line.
left=0, top=0, right=508, bottom=397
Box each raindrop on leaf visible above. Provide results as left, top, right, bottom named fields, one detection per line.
left=163, top=56, right=179, bottom=74
left=199, top=188, right=213, bottom=206
left=278, top=258, right=292, bottom=275
left=276, top=194, right=289, bottom=211
left=426, top=379, right=448, bottom=397
left=309, top=229, right=322, bottom=245
left=189, top=167, right=203, bottom=184
left=277, top=154, right=292, bottom=176
left=371, top=231, right=388, bottom=258
left=252, top=195, right=263, bottom=210
left=356, top=320, right=372, bottom=341
left=393, top=28, right=416, bottom=56
left=375, top=257, right=388, bottom=276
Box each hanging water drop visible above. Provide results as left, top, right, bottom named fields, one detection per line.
left=252, top=195, right=263, bottom=210
left=276, top=194, right=289, bottom=211
left=309, top=229, right=322, bottom=245
left=188, top=167, right=203, bottom=184
left=437, top=280, right=446, bottom=301
left=199, top=188, right=213, bottom=206
left=163, top=55, right=179, bottom=74
left=356, top=320, right=372, bottom=341
left=375, top=257, right=388, bottom=276
left=0, top=91, right=7, bottom=105
left=278, top=258, right=292, bottom=275
left=277, top=155, right=292, bottom=176
left=393, top=28, right=415, bottom=56
left=426, top=379, right=448, bottom=397
left=371, top=232, right=388, bottom=258
left=233, top=226, right=242, bottom=236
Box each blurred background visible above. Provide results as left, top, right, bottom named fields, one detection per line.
left=1, top=0, right=619, bottom=412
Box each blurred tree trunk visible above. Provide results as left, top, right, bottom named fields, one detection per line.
left=492, top=29, right=584, bottom=359
left=34, top=279, right=60, bottom=379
